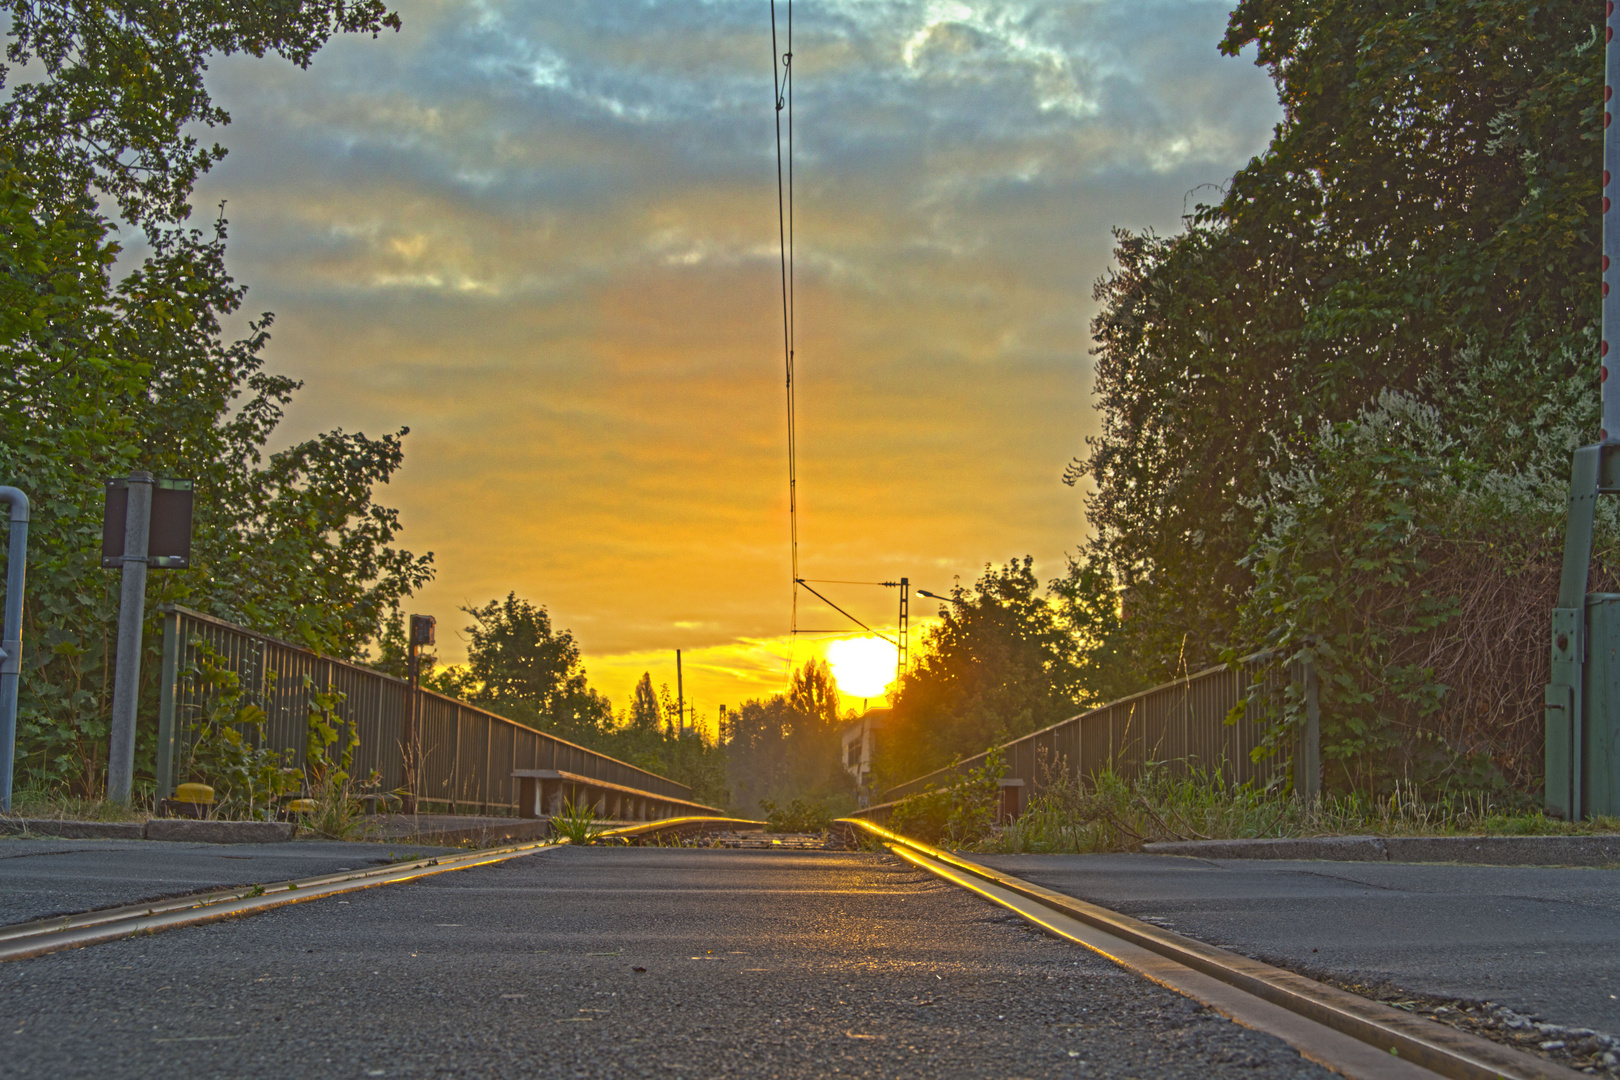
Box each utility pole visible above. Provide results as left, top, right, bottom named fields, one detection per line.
left=675, top=649, right=684, bottom=737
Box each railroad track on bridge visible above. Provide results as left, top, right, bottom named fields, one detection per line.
left=0, top=815, right=1583, bottom=1079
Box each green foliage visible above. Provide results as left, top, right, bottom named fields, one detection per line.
left=982, top=762, right=1611, bottom=854
left=303, top=678, right=357, bottom=787
left=432, top=594, right=614, bottom=745
left=177, top=650, right=299, bottom=821
left=887, top=751, right=1003, bottom=847
left=2, top=0, right=399, bottom=231
left=1080, top=0, right=1601, bottom=799
left=724, top=661, right=852, bottom=815
left=880, top=559, right=1107, bottom=785
left=1232, top=390, right=1602, bottom=795
left=0, top=6, right=429, bottom=796
left=551, top=798, right=607, bottom=845
left=426, top=596, right=733, bottom=806
left=757, top=796, right=847, bottom=833
left=1083, top=0, right=1600, bottom=684
left=628, top=673, right=662, bottom=734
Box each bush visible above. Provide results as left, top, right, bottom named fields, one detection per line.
left=1235, top=389, right=1618, bottom=798
left=886, top=751, right=1003, bottom=846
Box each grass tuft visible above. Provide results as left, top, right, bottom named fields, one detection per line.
left=974, top=763, right=1620, bottom=855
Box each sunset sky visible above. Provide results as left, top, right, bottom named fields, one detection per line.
left=187, top=0, right=1280, bottom=733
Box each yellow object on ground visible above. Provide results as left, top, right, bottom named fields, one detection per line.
left=173, top=783, right=215, bottom=805
left=285, top=799, right=316, bottom=814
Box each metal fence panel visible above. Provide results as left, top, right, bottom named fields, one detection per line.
left=876, top=657, right=1298, bottom=808
left=154, top=606, right=697, bottom=814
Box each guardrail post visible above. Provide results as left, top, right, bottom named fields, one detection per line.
left=154, top=609, right=181, bottom=800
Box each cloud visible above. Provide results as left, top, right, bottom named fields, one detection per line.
left=186, top=0, right=1279, bottom=710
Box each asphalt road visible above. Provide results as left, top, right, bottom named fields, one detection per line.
left=0, top=837, right=453, bottom=925
left=975, top=853, right=1620, bottom=1034
left=0, top=846, right=1334, bottom=1079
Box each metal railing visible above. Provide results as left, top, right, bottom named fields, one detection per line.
left=153, top=606, right=699, bottom=815
left=865, top=653, right=1307, bottom=815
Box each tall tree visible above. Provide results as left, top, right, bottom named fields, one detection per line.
left=628, top=673, right=662, bottom=734
left=0, top=1, right=430, bottom=793
left=1084, top=0, right=1599, bottom=678
left=447, top=594, right=611, bottom=742
left=877, top=558, right=1087, bottom=787
left=3, top=0, right=399, bottom=230
left=788, top=659, right=840, bottom=729
left=724, top=660, right=852, bottom=815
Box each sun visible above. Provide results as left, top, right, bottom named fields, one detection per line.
left=825, top=636, right=899, bottom=700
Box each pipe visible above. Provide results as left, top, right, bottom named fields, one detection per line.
left=0, top=486, right=29, bottom=812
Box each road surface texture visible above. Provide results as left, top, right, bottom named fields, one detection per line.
left=0, top=846, right=1334, bottom=1079
left=975, top=853, right=1620, bottom=1034
left=0, top=836, right=453, bottom=925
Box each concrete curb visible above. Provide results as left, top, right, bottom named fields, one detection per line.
left=0, top=819, right=145, bottom=840
left=1141, top=833, right=1620, bottom=866
left=1, top=818, right=295, bottom=844
left=397, top=819, right=552, bottom=846
left=144, top=820, right=296, bottom=844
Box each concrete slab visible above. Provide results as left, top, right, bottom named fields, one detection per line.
left=1141, top=834, right=1620, bottom=866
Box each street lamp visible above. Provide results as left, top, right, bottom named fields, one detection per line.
left=917, top=589, right=953, bottom=603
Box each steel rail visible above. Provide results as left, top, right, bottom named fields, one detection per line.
left=601, top=815, right=765, bottom=843
left=840, top=818, right=1578, bottom=1080
left=0, top=816, right=764, bottom=963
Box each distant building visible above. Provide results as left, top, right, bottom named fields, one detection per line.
left=840, top=707, right=890, bottom=808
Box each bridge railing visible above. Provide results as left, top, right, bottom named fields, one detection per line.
left=153, top=605, right=701, bottom=815
left=862, top=654, right=1306, bottom=819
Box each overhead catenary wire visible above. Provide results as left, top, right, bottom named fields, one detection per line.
left=767, top=6, right=900, bottom=679
left=770, top=0, right=797, bottom=657
left=793, top=579, right=899, bottom=648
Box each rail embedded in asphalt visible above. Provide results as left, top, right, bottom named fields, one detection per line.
left=839, top=818, right=1580, bottom=1080
left=0, top=816, right=766, bottom=963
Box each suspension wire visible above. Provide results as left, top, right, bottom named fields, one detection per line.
left=770, top=0, right=797, bottom=678
left=794, top=579, right=899, bottom=647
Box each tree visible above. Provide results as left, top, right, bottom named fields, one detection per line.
left=628, top=673, right=662, bottom=734
left=1083, top=0, right=1599, bottom=679
left=724, top=660, right=853, bottom=816
left=0, top=2, right=426, bottom=794
left=442, top=594, right=612, bottom=743
left=2, top=0, right=400, bottom=230
left=788, top=659, right=840, bottom=729
left=1047, top=553, right=1143, bottom=707
left=876, top=558, right=1086, bottom=787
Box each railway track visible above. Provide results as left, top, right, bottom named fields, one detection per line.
left=0, top=815, right=1586, bottom=1079
left=839, top=818, right=1580, bottom=1080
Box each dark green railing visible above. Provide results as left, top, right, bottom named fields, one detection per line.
left=154, top=605, right=699, bottom=815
